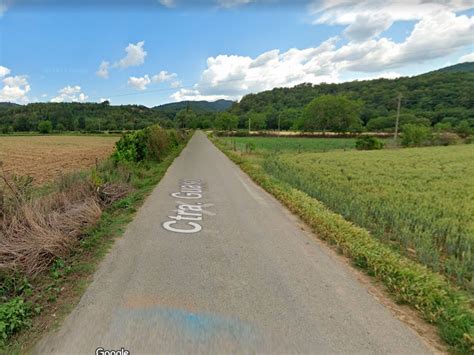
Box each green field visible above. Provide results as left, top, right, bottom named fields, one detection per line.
left=261, top=144, right=473, bottom=290
left=222, top=136, right=357, bottom=153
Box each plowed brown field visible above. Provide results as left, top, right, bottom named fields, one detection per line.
left=0, top=135, right=118, bottom=185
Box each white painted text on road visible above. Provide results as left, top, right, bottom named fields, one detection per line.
left=163, top=179, right=213, bottom=234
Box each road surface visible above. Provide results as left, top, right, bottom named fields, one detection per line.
left=36, top=131, right=431, bottom=354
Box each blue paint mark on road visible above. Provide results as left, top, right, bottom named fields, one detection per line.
left=109, top=306, right=262, bottom=349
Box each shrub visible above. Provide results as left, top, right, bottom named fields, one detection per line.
left=146, top=125, right=171, bottom=162
left=37, top=121, right=52, bottom=134
left=367, top=115, right=430, bottom=132
left=0, top=297, right=33, bottom=345
left=456, top=120, right=473, bottom=137
left=113, top=130, right=149, bottom=163
left=401, top=124, right=432, bottom=147
left=433, top=132, right=462, bottom=146
left=355, top=136, right=384, bottom=150
left=113, top=125, right=186, bottom=163
left=0, top=126, right=13, bottom=134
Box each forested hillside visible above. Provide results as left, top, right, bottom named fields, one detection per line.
left=153, top=99, right=233, bottom=119
left=0, top=102, right=170, bottom=132
left=230, top=63, right=474, bottom=130
left=0, top=100, right=232, bottom=133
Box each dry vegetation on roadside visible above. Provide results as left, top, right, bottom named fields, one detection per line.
left=0, top=169, right=130, bottom=275
left=0, top=127, right=189, bottom=349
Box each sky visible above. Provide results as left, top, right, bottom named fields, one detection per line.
left=0, top=0, right=473, bottom=107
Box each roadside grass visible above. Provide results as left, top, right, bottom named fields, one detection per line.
left=211, top=137, right=474, bottom=353
left=0, top=141, right=187, bottom=354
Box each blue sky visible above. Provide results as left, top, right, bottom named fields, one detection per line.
left=0, top=0, right=473, bottom=106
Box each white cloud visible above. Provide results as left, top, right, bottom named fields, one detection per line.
left=99, top=97, right=111, bottom=103
left=170, top=80, right=182, bottom=88
left=115, top=41, right=147, bottom=69
left=171, top=37, right=341, bottom=101
left=159, top=0, right=175, bottom=7
left=97, top=41, right=147, bottom=79
left=341, top=11, right=474, bottom=72
left=152, top=70, right=177, bottom=83
left=311, top=0, right=473, bottom=42
left=96, top=61, right=110, bottom=79
left=127, top=75, right=151, bottom=91
left=0, top=3, right=7, bottom=17
left=459, top=52, right=474, bottom=62
left=51, top=85, right=88, bottom=103
left=170, top=10, right=474, bottom=101
left=353, top=71, right=402, bottom=81
left=127, top=71, right=179, bottom=90
left=311, top=0, right=472, bottom=25
left=217, top=0, right=253, bottom=8
left=0, top=66, right=10, bottom=78
left=343, top=13, right=392, bottom=41
left=0, top=75, right=31, bottom=103
left=171, top=88, right=232, bottom=102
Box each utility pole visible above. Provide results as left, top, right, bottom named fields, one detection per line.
left=394, top=93, right=402, bottom=144
left=248, top=116, right=251, bottom=133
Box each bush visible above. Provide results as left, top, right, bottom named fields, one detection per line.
left=0, top=297, right=32, bottom=345
left=456, top=120, right=473, bottom=137
left=355, top=136, right=384, bottom=150
left=366, top=115, right=430, bottom=132
left=0, top=126, right=13, bottom=134
left=146, top=125, right=171, bottom=162
left=401, top=124, right=432, bottom=147
left=113, top=125, right=186, bottom=163
left=37, top=121, right=52, bottom=134
left=433, top=132, right=462, bottom=146
left=113, top=130, right=149, bottom=163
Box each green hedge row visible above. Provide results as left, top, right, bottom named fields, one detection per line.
left=113, top=125, right=189, bottom=163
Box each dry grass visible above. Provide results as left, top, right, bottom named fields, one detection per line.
left=0, top=171, right=131, bottom=276
left=0, top=136, right=118, bottom=185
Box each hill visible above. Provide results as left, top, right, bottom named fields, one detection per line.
left=432, top=61, right=474, bottom=74
left=0, top=102, right=169, bottom=133
left=153, top=100, right=233, bottom=115
left=229, top=65, right=474, bottom=130
left=0, top=102, right=21, bottom=112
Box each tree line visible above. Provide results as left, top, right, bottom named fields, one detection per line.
left=0, top=66, right=473, bottom=134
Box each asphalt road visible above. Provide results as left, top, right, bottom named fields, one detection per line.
left=35, top=131, right=431, bottom=354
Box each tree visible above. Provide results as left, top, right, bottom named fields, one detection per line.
left=302, top=95, right=363, bottom=133
left=56, top=123, right=65, bottom=132
left=456, top=120, right=472, bottom=137
left=214, top=112, right=239, bottom=131
left=246, top=112, right=266, bottom=131
left=401, top=124, right=432, bottom=147
left=175, top=108, right=196, bottom=129
left=85, top=117, right=99, bottom=131
left=38, top=120, right=52, bottom=134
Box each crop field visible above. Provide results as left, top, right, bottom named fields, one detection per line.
left=222, top=136, right=357, bottom=153
left=262, top=144, right=474, bottom=290
left=0, top=135, right=118, bottom=185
